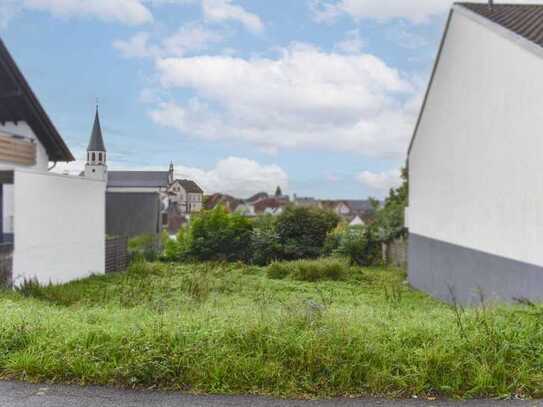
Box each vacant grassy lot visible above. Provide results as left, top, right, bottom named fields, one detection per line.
left=1, top=260, right=543, bottom=399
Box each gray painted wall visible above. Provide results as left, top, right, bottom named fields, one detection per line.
left=106, top=192, right=160, bottom=238
left=409, top=233, right=543, bottom=305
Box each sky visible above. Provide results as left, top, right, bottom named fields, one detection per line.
left=0, top=0, right=494, bottom=199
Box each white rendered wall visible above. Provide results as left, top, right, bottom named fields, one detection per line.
left=12, top=169, right=106, bottom=285
left=409, top=8, right=543, bottom=267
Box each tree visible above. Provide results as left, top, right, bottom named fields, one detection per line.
left=275, top=186, right=283, bottom=197
left=276, top=206, right=340, bottom=259
left=188, top=206, right=253, bottom=262
left=375, top=167, right=408, bottom=241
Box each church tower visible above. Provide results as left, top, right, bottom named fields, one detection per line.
left=85, top=106, right=107, bottom=180
left=168, top=161, right=174, bottom=184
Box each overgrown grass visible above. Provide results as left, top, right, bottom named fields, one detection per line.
left=267, top=258, right=352, bottom=281
left=1, top=260, right=543, bottom=399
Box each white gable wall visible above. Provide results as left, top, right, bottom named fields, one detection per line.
left=12, top=169, right=106, bottom=285
left=409, top=8, right=543, bottom=267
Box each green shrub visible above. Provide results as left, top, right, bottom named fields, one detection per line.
left=250, top=215, right=282, bottom=266
left=321, top=224, right=346, bottom=256
left=331, top=224, right=382, bottom=267
left=163, top=227, right=191, bottom=262
left=266, top=258, right=349, bottom=282
left=187, top=206, right=253, bottom=262
left=128, top=234, right=162, bottom=262
left=15, top=278, right=44, bottom=299
left=276, top=206, right=339, bottom=260
left=266, top=262, right=290, bottom=279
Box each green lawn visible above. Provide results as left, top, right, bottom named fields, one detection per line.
left=1, top=260, right=543, bottom=399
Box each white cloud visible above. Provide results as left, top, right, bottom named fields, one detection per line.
left=387, top=26, right=429, bottom=49
left=113, top=33, right=156, bottom=58
left=312, top=0, right=450, bottom=24
left=309, top=0, right=342, bottom=24
left=311, top=0, right=543, bottom=24
left=175, top=156, right=288, bottom=197
left=202, top=0, right=264, bottom=33
left=20, top=0, right=153, bottom=25
left=335, top=29, right=365, bottom=54
left=144, top=0, right=196, bottom=5
left=161, top=24, right=224, bottom=56
left=149, top=43, right=419, bottom=158
left=356, top=169, right=401, bottom=194
left=113, top=24, right=224, bottom=59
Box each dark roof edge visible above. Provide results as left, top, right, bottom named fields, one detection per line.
left=0, top=39, right=74, bottom=162
left=454, top=3, right=543, bottom=58
left=406, top=8, right=454, bottom=162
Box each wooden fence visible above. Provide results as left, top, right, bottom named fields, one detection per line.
left=105, top=236, right=128, bottom=274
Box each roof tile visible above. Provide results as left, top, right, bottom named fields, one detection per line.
left=458, top=3, right=543, bottom=48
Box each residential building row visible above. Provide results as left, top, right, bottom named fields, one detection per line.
left=204, top=191, right=376, bottom=226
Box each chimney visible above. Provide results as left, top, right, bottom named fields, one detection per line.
left=489, top=0, right=494, bottom=9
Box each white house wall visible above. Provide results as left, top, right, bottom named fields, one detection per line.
left=12, top=169, right=105, bottom=285
left=410, top=9, right=543, bottom=267
left=408, top=6, right=543, bottom=303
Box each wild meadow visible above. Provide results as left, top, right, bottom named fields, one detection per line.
left=1, top=259, right=543, bottom=399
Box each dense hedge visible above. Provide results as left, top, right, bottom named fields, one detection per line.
left=161, top=205, right=341, bottom=264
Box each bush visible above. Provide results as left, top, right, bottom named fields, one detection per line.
left=128, top=234, right=162, bottom=262
left=276, top=206, right=339, bottom=260
left=328, top=224, right=383, bottom=267
left=266, top=262, right=291, bottom=279
left=321, top=224, right=346, bottom=256
left=187, top=206, right=253, bottom=262
left=266, top=258, right=349, bottom=281
left=163, top=227, right=191, bottom=262
left=250, top=215, right=282, bottom=266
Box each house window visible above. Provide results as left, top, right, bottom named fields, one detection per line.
left=91, top=152, right=96, bottom=162
left=161, top=213, right=168, bottom=226
left=98, top=152, right=102, bottom=162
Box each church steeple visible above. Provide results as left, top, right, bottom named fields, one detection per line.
left=169, top=161, right=174, bottom=184
left=85, top=105, right=107, bottom=180
left=87, top=105, right=106, bottom=153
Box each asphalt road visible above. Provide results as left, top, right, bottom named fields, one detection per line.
left=1, top=381, right=542, bottom=407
